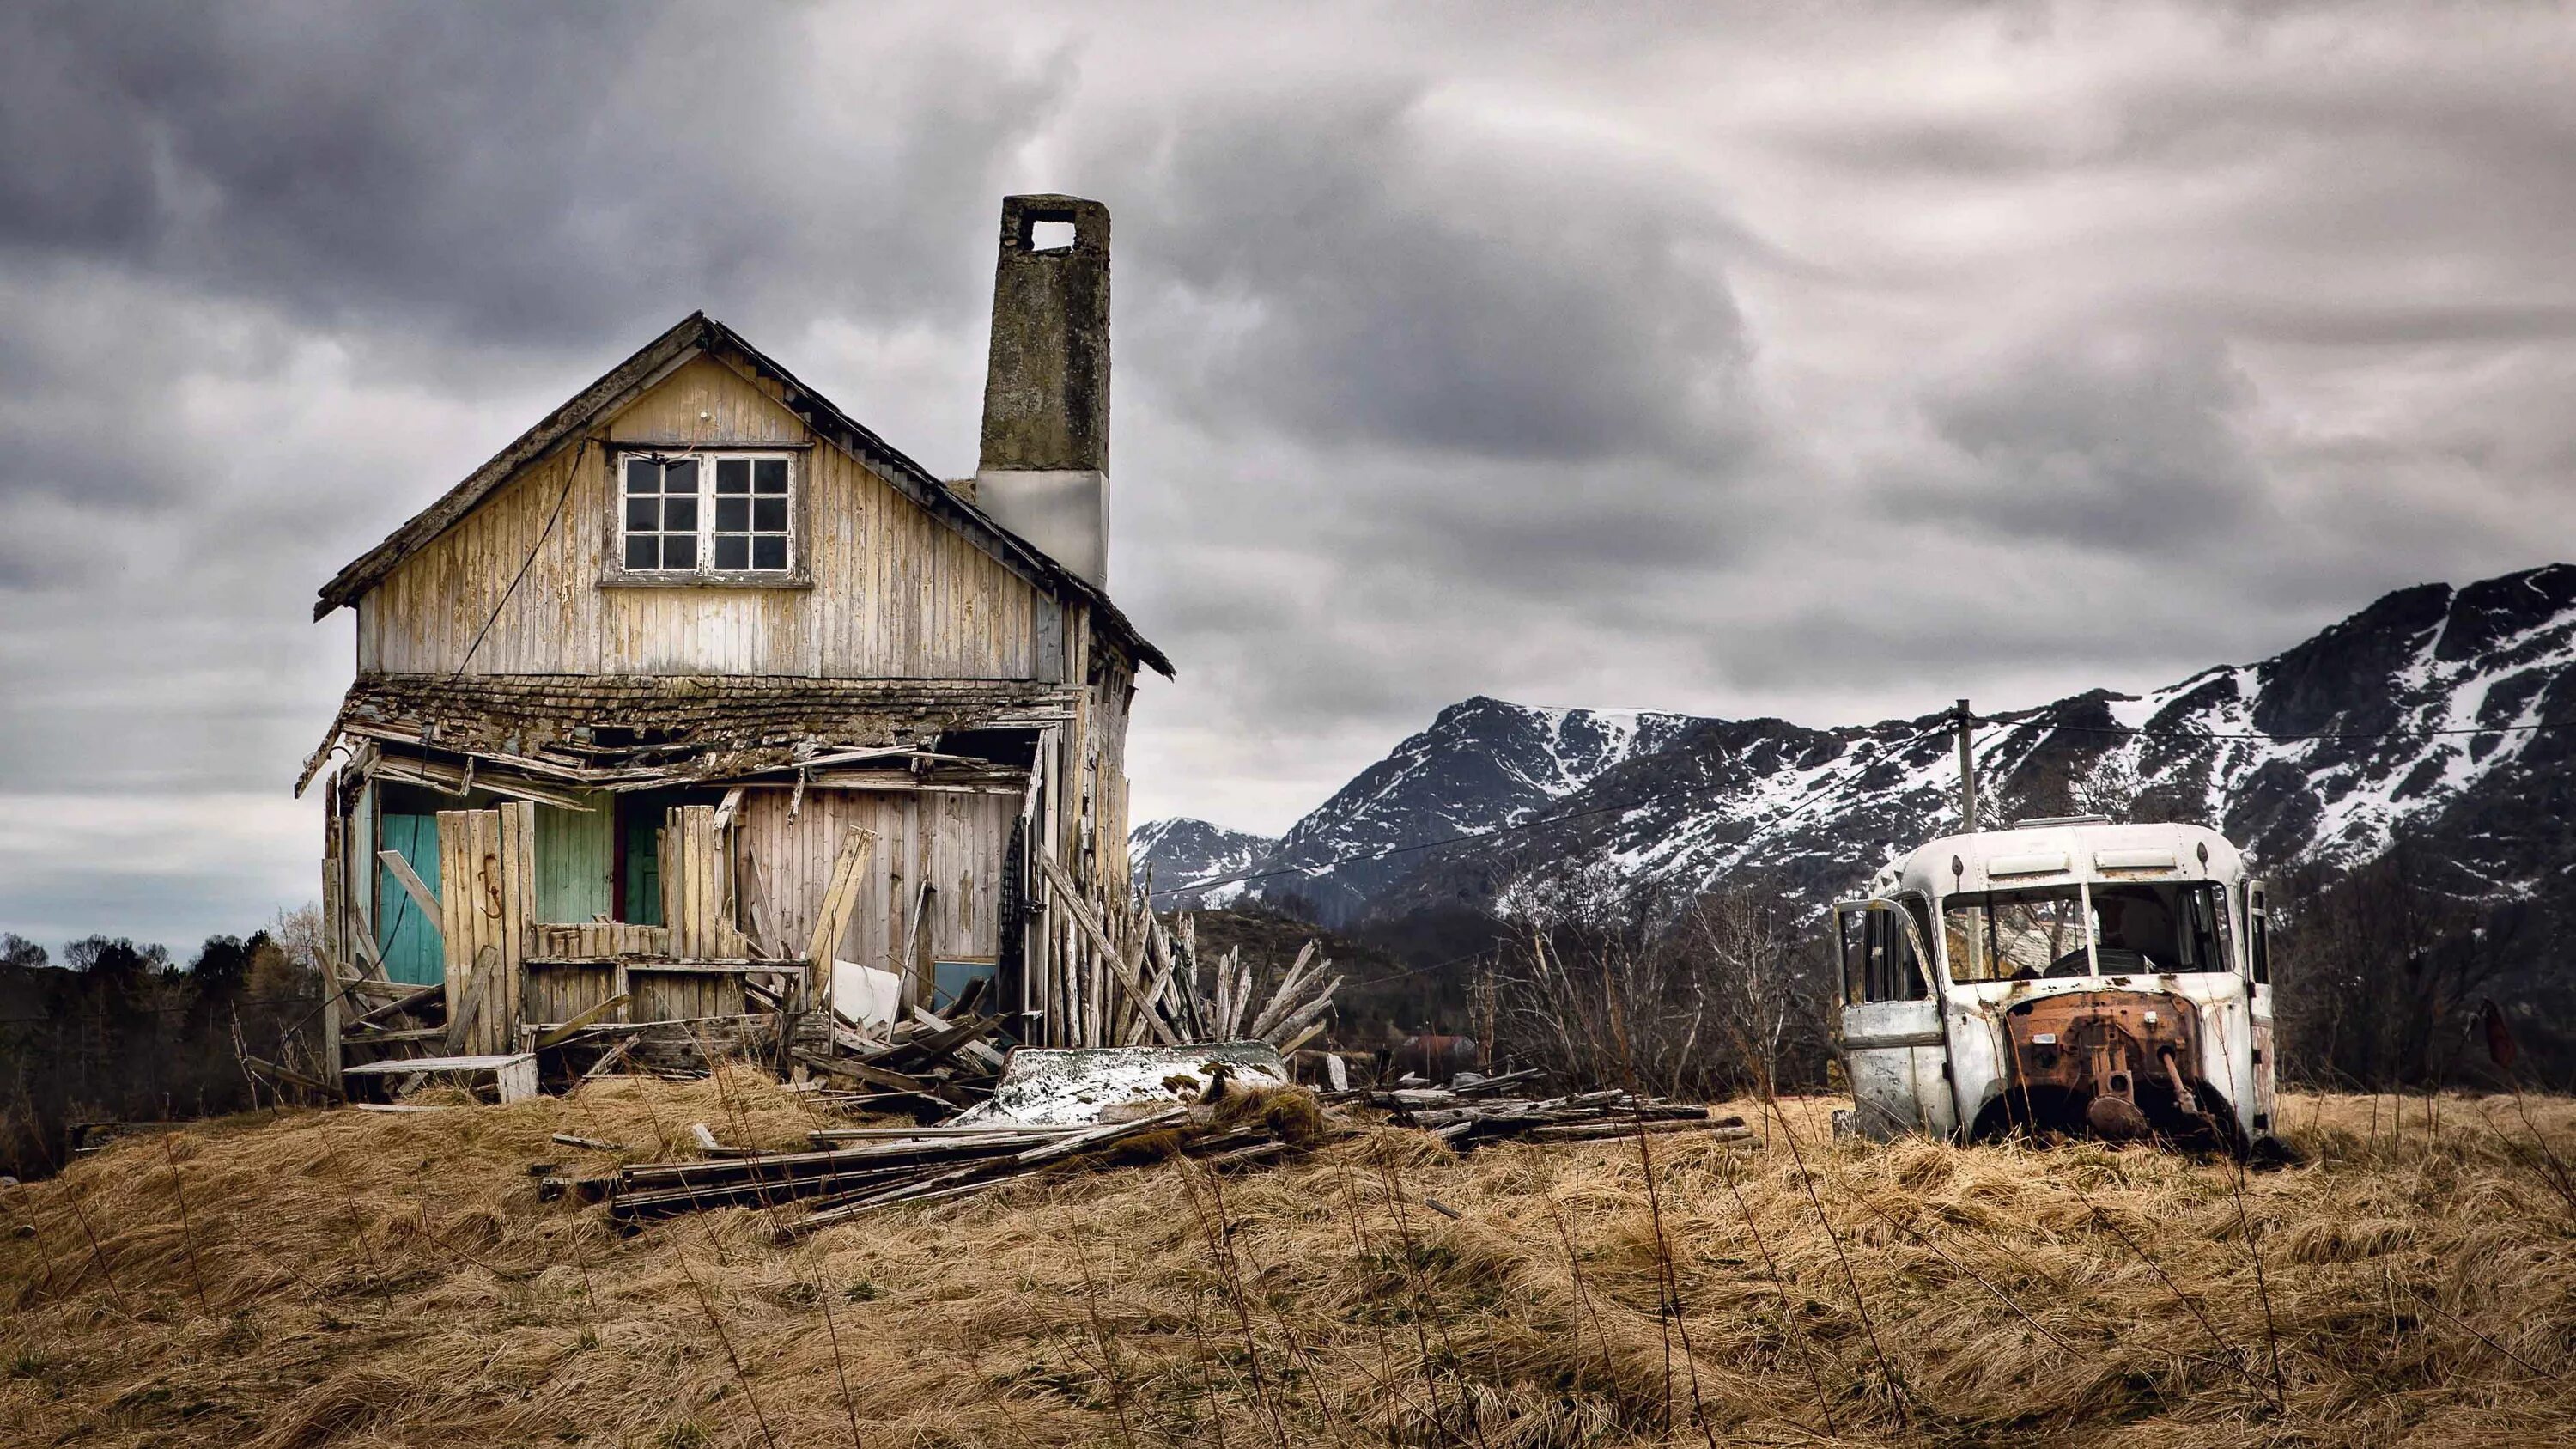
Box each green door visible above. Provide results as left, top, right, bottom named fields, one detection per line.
left=376, top=813, right=444, bottom=985
left=621, top=807, right=665, bottom=927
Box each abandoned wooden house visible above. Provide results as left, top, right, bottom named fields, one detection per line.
left=296, top=195, right=1176, bottom=1087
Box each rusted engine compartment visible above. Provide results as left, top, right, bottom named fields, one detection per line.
left=1992, top=989, right=2236, bottom=1148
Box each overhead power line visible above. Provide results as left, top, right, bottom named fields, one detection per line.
left=2018, top=719, right=2573, bottom=743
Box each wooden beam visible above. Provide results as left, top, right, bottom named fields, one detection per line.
left=370, top=754, right=597, bottom=811
left=353, top=981, right=445, bottom=1029
left=535, top=993, right=632, bottom=1050
left=443, top=952, right=493, bottom=1056
left=804, top=827, right=874, bottom=971
left=377, top=849, right=440, bottom=928
left=1037, top=855, right=1180, bottom=1046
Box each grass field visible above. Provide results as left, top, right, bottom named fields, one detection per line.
left=4, top=1073, right=2573, bottom=1447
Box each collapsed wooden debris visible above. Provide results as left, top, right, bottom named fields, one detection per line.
left=580, top=1098, right=1325, bottom=1235
left=1333, top=1078, right=1754, bottom=1150
left=582, top=1056, right=1756, bottom=1233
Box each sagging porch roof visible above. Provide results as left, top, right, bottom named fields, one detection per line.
left=300, top=673, right=1078, bottom=795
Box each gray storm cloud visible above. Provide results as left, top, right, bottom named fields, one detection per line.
left=3, top=0, right=2573, bottom=950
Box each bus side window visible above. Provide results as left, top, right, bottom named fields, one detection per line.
left=1838, top=908, right=1866, bottom=1005
left=1847, top=906, right=1929, bottom=1004
left=1902, top=897, right=1935, bottom=999
left=2247, top=881, right=2270, bottom=986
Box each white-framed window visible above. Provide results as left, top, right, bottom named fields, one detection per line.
left=616, top=450, right=797, bottom=578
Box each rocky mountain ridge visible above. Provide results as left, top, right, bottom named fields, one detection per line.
left=1137, top=563, right=2576, bottom=928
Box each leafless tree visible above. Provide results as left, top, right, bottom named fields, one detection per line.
left=1492, top=868, right=1832, bottom=1097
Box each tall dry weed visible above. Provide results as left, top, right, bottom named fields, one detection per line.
left=4, top=1077, right=2576, bottom=1446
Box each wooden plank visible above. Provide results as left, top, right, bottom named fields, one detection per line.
left=378, top=849, right=442, bottom=928
left=472, top=807, right=507, bottom=1054
left=805, top=827, right=874, bottom=971
left=1038, top=855, right=1176, bottom=1046
left=321, top=798, right=345, bottom=1084
left=500, top=801, right=534, bottom=1049
left=535, top=993, right=631, bottom=1050
left=434, top=811, right=471, bottom=1027
left=353, top=981, right=445, bottom=1028
left=339, top=1024, right=447, bottom=1044
left=444, top=952, right=494, bottom=1055
left=696, top=805, right=722, bottom=961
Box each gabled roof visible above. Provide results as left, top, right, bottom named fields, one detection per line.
left=313, top=312, right=1171, bottom=678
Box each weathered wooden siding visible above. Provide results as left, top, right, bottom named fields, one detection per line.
left=732, top=786, right=1016, bottom=973
left=1091, top=658, right=1136, bottom=887
left=356, top=354, right=1050, bottom=679
left=533, top=797, right=615, bottom=924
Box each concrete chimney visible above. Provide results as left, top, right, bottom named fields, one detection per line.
left=975, top=194, right=1110, bottom=587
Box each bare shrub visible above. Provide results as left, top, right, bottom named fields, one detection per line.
left=1492, top=868, right=1832, bottom=1096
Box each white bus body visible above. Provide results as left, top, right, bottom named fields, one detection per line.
left=1831, top=818, right=2276, bottom=1148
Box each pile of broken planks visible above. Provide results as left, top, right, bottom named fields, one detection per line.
left=585, top=1101, right=1315, bottom=1237
left=1036, top=859, right=1346, bottom=1054
left=790, top=994, right=1016, bottom=1113
left=1338, top=1071, right=1753, bottom=1150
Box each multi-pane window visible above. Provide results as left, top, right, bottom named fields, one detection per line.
left=623, top=458, right=701, bottom=570
left=617, top=452, right=794, bottom=576
left=712, top=457, right=791, bottom=570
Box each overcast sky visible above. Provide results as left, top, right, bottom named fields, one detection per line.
left=4, top=0, right=2573, bottom=953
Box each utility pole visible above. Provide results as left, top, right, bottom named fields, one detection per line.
left=1954, top=697, right=1979, bottom=831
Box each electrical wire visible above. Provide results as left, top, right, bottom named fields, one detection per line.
left=450, top=439, right=591, bottom=679
left=2009, top=719, right=2572, bottom=743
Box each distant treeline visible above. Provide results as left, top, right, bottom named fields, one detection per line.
left=0, top=914, right=328, bottom=1180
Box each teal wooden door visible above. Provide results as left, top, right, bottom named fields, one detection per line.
left=376, top=813, right=444, bottom=985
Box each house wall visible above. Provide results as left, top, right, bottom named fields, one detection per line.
left=355, top=355, right=1061, bottom=681
left=328, top=348, right=1154, bottom=1047
left=731, top=785, right=1018, bottom=971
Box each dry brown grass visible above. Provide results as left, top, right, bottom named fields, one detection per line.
left=4, top=1075, right=2575, bottom=1447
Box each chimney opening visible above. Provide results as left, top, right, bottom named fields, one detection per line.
left=1027, top=219, right=1077, bottom=253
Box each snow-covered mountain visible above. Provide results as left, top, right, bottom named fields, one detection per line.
left=1128, top=818, right=1277, bottom=908
left=1136, top=697, right=1698, bottom=923
left=1138, top=563, right=2576, bottom=928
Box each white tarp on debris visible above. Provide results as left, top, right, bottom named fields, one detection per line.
left=830, top=960, right=902, bottom=1030
left=954, top=1041, right=1291, bottom=1126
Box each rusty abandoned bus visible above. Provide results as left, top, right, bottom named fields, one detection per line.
left=1830, top=817, right=2277, bottom=1152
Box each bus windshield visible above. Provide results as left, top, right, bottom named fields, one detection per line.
left=1943, top=881, right=2233, bottom=983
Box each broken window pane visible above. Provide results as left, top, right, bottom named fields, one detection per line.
left=1945, top=887, right=2091, bottom=982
